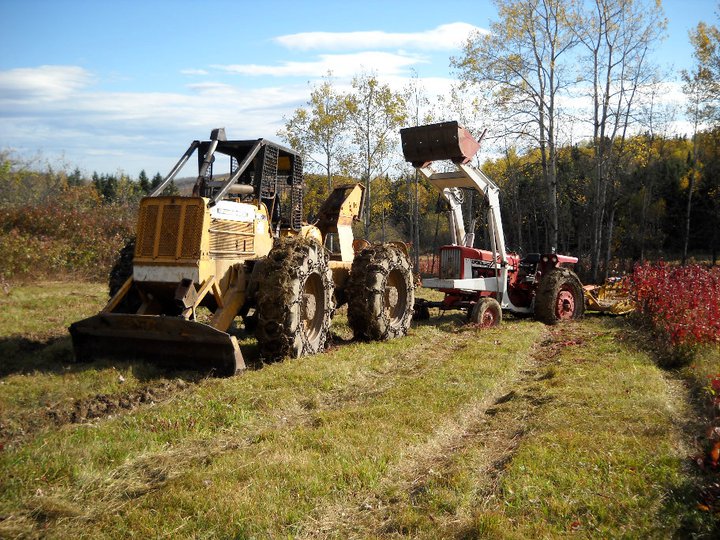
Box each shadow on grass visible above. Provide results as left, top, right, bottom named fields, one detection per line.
left=0, top=309, right=531, bottom=380
left=0, top=334, right=217, bottom=381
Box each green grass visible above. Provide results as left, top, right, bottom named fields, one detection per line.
left=0, top=283, right=716, bottom=538
left=0, top=281, right=200, bottom=446
left=477, top=320, right=703, bottom=538
left=0, top=281, right=106, bottom=339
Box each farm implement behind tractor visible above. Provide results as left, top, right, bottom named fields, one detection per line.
left=401, top=121, right=585, bottom=326
left=584, top=279, right=635, bottom=315
left=70, top=128, right=415, bottom=375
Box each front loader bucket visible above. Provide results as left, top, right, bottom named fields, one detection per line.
left=400, top=121, right=482, bottom=167
left=69, top=313, right=245, bottom=376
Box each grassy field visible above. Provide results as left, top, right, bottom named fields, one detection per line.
left=0, top=282, right=718, bottom=538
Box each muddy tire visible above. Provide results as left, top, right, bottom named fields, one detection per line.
left=108, top=238, right=141, bottom=313
left=256, top=237, right=334, bottom=361
left=470, top=297, right=502, bottom=327
left=346, top=244, right=415, bottom=341
left=534, top=268, right=584, bottom=324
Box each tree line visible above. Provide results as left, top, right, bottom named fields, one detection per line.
left=0, top=155, right=180, bottom=280
left=281, top=0, right=720, bottom=280
left=0, top=156, right=176, bottom=209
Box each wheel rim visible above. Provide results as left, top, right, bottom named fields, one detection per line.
left=385, top=268, right=408, bottom=325
left=480, top=306, right=499, bottom=327
left=555, top=287, right=576, bottom=320
left=302, top=272, right=325, bottom=344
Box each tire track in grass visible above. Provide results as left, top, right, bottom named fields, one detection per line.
left=0, top=317, right=451, bottom=452
left=0, top=323, right=485, bottom=536
left=0, top=377, right=199, bottom=449
left=296, top=326, right=580, bottom=539
left=416, top=319, right=694, bottom=539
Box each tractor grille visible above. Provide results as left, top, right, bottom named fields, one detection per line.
left=157, top=204, right=181, bottom=257
left=209, top=219, right=254, bottom=259
left=440, top=247, right=462, bottom=279
left=135, top=198, right=205, bottom=261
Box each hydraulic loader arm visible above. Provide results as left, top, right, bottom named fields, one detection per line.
left=441, top=187, right=468, bottom=247
left=401, top=121, right=507, bottom=265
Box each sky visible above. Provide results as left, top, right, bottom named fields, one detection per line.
left=0, top=0, right=715, bottom=177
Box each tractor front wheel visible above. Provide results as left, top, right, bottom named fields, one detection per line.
left=256, top=238, right=335, bottom=361
left=534, top=268, right=584, bottom=324
left=347, top=244, right=415, bottom=341
left=470, top=297, right=502, bottom=327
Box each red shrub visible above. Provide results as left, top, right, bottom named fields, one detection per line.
left=416, top=254, right=436, bottom=276
left=631, top=262, right=720, bottom=356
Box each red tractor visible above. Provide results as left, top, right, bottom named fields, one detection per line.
left=400, top=121, right=584, bottom=326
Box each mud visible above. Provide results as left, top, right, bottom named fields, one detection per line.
left=0, top=378, right=193, bottom=449
left=47, top=379, right=190, bottom=424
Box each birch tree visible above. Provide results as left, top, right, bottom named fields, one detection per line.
left=453, top=0, right=577, bottom=252
left=403, top=70, right=435, bottom=264
left=345, top=73, right=407, bottom=236
left=681, top=22, right=720, bottom=264
left=279, top=75, right=350, bottom=198
left=572, top=0, right=666, bottom=280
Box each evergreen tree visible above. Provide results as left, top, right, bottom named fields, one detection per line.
left=67, top=167, right=84, bottom=187
left=91, top=172, right=118, bottom=203
left=138, top=169, right=151, bottom=194
left=150, top=172, right=163, bottom=191
left=164, top=179, right=180, bottom=196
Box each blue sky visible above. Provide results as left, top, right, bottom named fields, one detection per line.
left=0, top=0, right=715, bottom=176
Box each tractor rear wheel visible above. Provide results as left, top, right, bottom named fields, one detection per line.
left=534, top=268, right=584, bottom=324
left=470, top=297, right=502, bottom=327
left=256, top=238, right=334, bottom=361
left=347, top=244, right=415, bottom=341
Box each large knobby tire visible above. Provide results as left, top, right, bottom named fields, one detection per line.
left=346, top=244, right=415, bottom=341
left=534, top=267, right=585, bottom=324
left=256, top=237, right=335, bottom=361
left=108, top=238, right=141, bottom=313
left=470, top=297, right=502, bottom=327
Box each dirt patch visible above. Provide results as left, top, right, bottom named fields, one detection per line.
left=0, top=379, right=193, bottom=449
left=47, top=379, right=190, bottom=424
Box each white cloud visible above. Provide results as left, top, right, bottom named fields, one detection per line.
left=275, top=22, right=485, bottom=51
left=0, top=64, right=314, bottom=173
left=180, top=68, right=209, bottom=76
left=213, top=51, right=426, bottom=78
left=0, top=65, right=92, bottom=101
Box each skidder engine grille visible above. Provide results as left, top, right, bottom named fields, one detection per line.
left=209, top=220, right=254, bottom=259
left=135, top=197, right=205, bottom=261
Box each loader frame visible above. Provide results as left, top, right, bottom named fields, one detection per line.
left=400, top=121, right=582, bottom=323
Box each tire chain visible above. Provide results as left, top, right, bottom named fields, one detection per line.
left=256, top=237, right=334, bottom=361
left=346, top=244, right=415, bottom=341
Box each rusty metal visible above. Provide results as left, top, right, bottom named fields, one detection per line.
left=400, top=121, right=482, bottom=167
left=69, top=313, right=244, bottom=375
left=584, top=280, right=635, bottom=315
